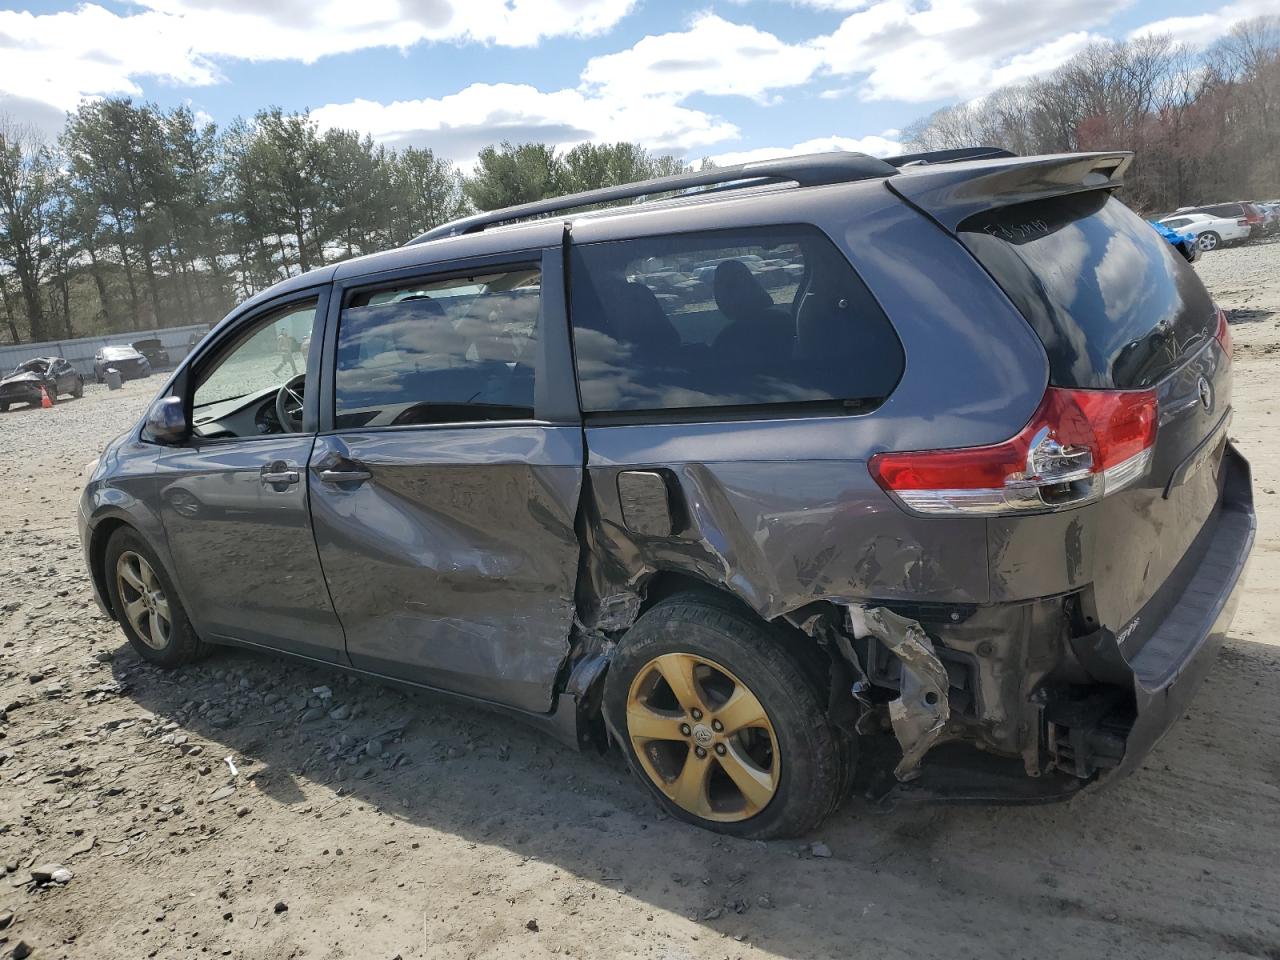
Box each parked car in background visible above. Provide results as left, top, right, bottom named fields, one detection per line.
left=0, top=356, right=83, bottom=411
left=1256, top=202, right=1280, bottom=235
left=94, top=344, right=152, bottom=383
left=1176, top=201, right=1266, bottom=238
left=132, top=338, right=171, bottom=369
left=81, top=148, right=1253, bottom=839
left=1159, top=211, right=1251, bottom=251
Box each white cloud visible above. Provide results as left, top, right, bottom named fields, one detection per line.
left=0, top=5, right=220, bottom=115
left=311, top=83, right=738, bottom=168
left=0, top=0, right=637, bottom=121
left=1128, top=0, right=1279, bottom=46
left=815, top=0, right=1126, bottom=102
left=581, top=13, right=821, bottom=102
left=707, top=133, right=905, bottom=167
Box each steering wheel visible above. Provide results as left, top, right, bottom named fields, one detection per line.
left=275, top=374, right=306, bottom=433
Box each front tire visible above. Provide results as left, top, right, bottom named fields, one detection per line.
left=604, top=593, right=850, bottom=839
left=1197, top=231, right=1221, bottom=251
left=104, top=528, right=206, bottom=668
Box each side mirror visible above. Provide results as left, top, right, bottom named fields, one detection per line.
left=144, top=395, right=188, bottom=444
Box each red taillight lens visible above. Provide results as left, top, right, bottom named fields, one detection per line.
left=1215, top=305, right=1232, bottom=360
left=869, top=387, right=1158, bottom=515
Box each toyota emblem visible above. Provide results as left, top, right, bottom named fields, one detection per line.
left=1197, top=376, right=1213, bottom=411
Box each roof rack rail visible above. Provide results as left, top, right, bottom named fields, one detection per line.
left=883, top=146, right=1017, bottom=167
left=406, top=151, right=899, bottom=245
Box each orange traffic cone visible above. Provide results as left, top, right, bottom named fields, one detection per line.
left=40, top=384, right=53, bottom=409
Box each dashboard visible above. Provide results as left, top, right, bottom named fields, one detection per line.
left=192, top=386, right=285, bottom=440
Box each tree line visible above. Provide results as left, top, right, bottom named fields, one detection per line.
left=0, top=104, right=689, bottom=345
left=3, top=15, right=1277, bottom=346
left=905, top=16, right=1280, bottom=216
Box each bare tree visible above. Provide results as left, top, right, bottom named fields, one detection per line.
left=906, top=18, right=1280, bottom=212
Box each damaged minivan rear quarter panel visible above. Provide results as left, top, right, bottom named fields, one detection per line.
left=571, top=181, right=1051, bottom=627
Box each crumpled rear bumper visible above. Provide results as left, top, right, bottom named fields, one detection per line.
left=876, top=445, right=1254, bottom=805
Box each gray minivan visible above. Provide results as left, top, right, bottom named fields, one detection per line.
left=79, top=149, right=1254, bottom=838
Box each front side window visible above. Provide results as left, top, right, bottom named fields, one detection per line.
left=335, top=266, right=540, bottom=428
left=569, top=225, right=904, bottom=414
left=194, top=302, right=317, bottom=411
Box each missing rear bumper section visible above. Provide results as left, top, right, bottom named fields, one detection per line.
left=839, top=447, right=1254, bottom=803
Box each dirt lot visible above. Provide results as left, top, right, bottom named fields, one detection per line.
left=2, top=239, right=1279, bottom=960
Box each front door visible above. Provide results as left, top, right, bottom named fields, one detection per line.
left=308, top=251, right=584, bottom=712
left=157, top=290, right=345, bottom=661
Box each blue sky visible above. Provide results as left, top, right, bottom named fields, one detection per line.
left=0, top=0, right=1266, bottom=167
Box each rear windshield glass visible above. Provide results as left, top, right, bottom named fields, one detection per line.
left=569, top=225, right=904, bottom=414
left=961, top=192, right=1216, bottom=389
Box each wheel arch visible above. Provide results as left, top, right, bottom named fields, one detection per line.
left=567, top=567, right=842, bottom=736
left=89, top=516, right=133, bottom=621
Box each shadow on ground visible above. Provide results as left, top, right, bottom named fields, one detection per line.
left=109, top=630, right=1280, bottom=959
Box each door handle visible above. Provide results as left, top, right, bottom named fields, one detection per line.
left=317, top=466, right=372, bottom=485
left=261, top=464, right=300, bottom=486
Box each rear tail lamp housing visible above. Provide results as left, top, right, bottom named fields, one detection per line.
left=1215, top=305, right=1232, bottom=360
left=869, top=387, right=1158, bottom=516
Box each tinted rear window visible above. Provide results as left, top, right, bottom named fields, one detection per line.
left=569, top=225, right=904, bottom=414
left=961, top=193, right=1216, bottom=389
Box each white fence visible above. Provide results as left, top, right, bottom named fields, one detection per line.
left=0, top=323, right=212, bottom=378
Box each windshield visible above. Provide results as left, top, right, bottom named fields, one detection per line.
left=15, top=359, right=48, bottom=374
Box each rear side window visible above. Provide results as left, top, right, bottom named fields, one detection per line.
left=569, top=225, right=903, bottom=414
left=1198, top=203, right=1243, bottom=218
left=961, top=193, right=1216, bottom=389
left=335, top=266, right=539, bottom=428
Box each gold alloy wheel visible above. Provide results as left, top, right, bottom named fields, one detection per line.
left=115, top=550, right=172, bottom=650
left=626, top=652, right=779, bottom=822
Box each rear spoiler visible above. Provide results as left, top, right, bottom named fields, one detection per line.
left=886, top=151, right=1133, bottom=233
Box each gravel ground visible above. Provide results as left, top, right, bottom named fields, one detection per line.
left=1, top=239, right=1280, bottom=960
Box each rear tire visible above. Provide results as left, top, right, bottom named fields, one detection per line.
left=603, top=592, right=851, bottom=839
left=104, top=527, right=206, bottom=668
left=1197, top=231, right=1220, bottom=251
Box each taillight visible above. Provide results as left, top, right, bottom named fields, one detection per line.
left=1215, top=305, right=1232, bottom=360
left=1237, top=218, right=1249, bottom=226
left=869, top=387, right=1158, bottom=516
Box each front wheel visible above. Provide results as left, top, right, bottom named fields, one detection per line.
left=104, top=528, right=206, bottom=667
left=1197, top=231, right=1221, bottom=251
left=603, top=593, right=851, bottom=839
